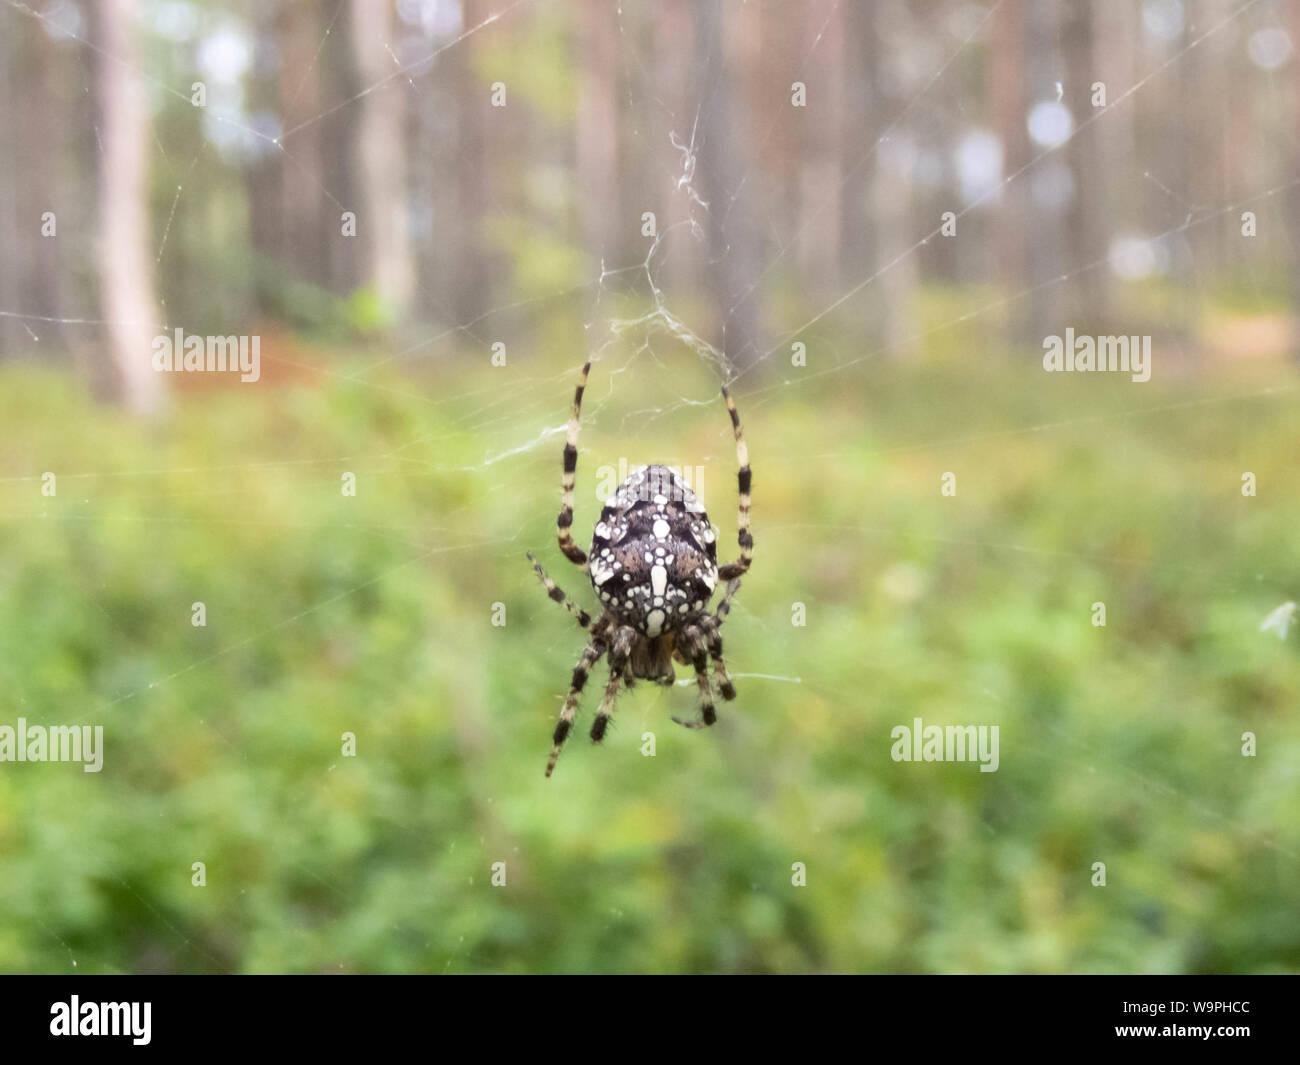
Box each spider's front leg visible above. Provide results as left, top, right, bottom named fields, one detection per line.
left=556, top=362, right=592, bottom=570
left=671, top=623, right=717, bottom=730
left=717, top=386, right=753, bottom=582
left=591, top=625, right=636, bottom=743
left=527, top=551, right=591, bottom=631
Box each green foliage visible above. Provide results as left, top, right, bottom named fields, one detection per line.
left=342, top=286, right=399, bottom=336
left=0, top=333, right=1297, bottom=974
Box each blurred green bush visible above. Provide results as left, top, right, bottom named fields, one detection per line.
left=0, top=320, right=1297, bottom=974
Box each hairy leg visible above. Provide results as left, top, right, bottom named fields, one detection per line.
left=527, top=551, right=591, bottom=630
left=557, top=362, right=591, bottom=569
left=671, top=625, right=717, bottom=730
left=717, top=386, right=753, bottom=582
left=714, top=577, right=742, bottom=622
left=591, top=626, right=635, bottom=742
left=702, top=619, right=737, bottom=701
left=546, top=637, right=607, bottom=777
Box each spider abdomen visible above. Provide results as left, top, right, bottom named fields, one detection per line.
left=588, top=464, right=718, bottom=636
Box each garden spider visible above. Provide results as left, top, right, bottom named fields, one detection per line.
left=527, top=361, right=753, bottom=777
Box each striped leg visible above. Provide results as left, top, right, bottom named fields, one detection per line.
left=546, top=637, right=607, bottom=777
left=714, top=577, right=741, bottom=622
left=591, top=626, right=634, bottom=742
left=671, top=627, right=717, bottom=730
left=527, top=551, right=591, bottom=630
left=704, top=624, right=736, bottom=701
left=557, top=361, right=591, bottom=569
left=717, top=386, right=753, bottom=581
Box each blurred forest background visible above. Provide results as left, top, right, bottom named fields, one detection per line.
left=0, top=0, right=1298, bottom=973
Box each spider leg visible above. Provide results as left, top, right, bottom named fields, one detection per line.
left=714, top=577, right=742, bottom=622
left=556, top=361, right=591, bottom=571
left=671, top=625, right=717, bottom=730
left=546, top=637, right=607, bottom=778
left=716, top=386, right=753, bottom=582
left=526, top=551, right=591, bottom=630
left=591, top=626, right=635, bottom=742
left=701, top=619, right=737, bottom=701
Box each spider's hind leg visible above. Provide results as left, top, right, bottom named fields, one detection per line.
left=546, top=637, right=607, bottom=778
left=671, top=625, right=717, bottom=730
left=702, top=619, right=736, bottom=701
left=714, top=578, right=742, bottom=622
left=591, top=626, right=635, bottom=742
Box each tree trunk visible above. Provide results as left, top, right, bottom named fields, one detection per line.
left=695, top=0, right=761, bottom=370
left=576, top=0, right=620, bottom=267
left=350, top=0, right=413, bottom=322
left=797, top=0, right=844, bottom=297
left=96, top=0, right=163, bottom=413
left=839, top=0, right=876, bottom=294
left=991, top=0, right=1030, bottom=344
left=1063, top=0, right=1109, bottom=332
left=280, top=1, right=327, bottom=287
left=869, top=1, right=916, bottom=358
left=1024, top=1, right=1065, bottom=344
left=448, top=0, right=489, bottom=322
left=1292, top=0, right=1300, bottom=359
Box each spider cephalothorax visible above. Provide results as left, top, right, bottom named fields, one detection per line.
left=528, top=362, right=753, bottom=777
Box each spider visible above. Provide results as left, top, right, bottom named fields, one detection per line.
left=527, top=361, right=753, bottom=777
